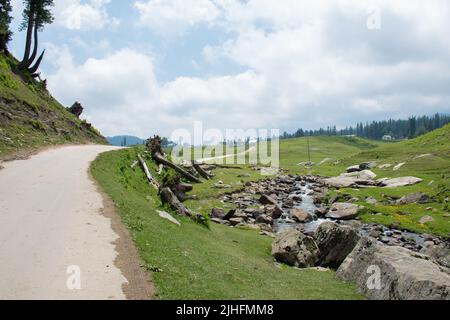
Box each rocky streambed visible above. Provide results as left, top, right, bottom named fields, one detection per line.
left=212, top=175, right=445, bottom=252
left=209, top=174, right=450, bottom=300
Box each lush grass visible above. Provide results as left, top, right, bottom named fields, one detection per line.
left=0, top=53, right=106, bottom=159
left=182, top=130, right=449, bottom=237
left=91, top=147, right=364, bottom=300
left=277, top=127, right=450, bottom=237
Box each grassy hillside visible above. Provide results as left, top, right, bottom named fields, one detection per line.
left=276, top=127, right=449, bottom=236
left=0, top=54, right=107, bottom=159
left=91, top=147, right=363, bottom=300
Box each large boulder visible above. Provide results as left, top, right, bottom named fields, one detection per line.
left=342, top=170, right=377, bottom=180
left=396, top=192, right=429, bottom=205
left=326, top=203, right=365, bottom=220
left=68, top=102, right=83, bottom=118
left=272, top=229, right=319, bottom=268
left=211, top=208, right=225, bottom=219
left=421, top=242, right=450, bottom=269
left=346, top=165, right=362, bottom=173
left=291, top=208, right=313, bottom=223
left=336, top=237, right=450, bottom=300
left=314, top=221, right=360, bottom=268
left=323, top=176, right=359, bottom=188
left=378, top=177, right=423, bottom=188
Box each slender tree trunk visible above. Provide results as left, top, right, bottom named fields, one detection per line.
left=29, top=49, right=45, bottom=74
left=20, top=13, right=34, bottom=67
left=24, top=20, right=39, bottom=69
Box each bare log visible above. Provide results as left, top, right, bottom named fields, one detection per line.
left=192, top=161, right=213, bottom=180
left=153, top=152, right=202, bottom=183
left=174, top=183, right=193, bottom=193
left=160, top=187, right=192, bottom=217
left=130, top=160, right=139, bottom=169
left=137, top=154, right=160, bottom=189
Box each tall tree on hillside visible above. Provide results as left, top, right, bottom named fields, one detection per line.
left=20, top=0, right=54, bottom=75
left=0, top=0, right=13, bottom=53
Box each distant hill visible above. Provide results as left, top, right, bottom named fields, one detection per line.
left=107, top=135, right=146, bottom=146
left=0, top=53, right=107, bottom=159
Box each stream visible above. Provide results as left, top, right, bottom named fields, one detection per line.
left=274, top=182, right=429, bottom=249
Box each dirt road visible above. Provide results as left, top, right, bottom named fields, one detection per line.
left=0, top=145, right=145, bottom=300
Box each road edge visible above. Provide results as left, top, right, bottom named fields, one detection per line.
left=89, top=167, right=155, bottom=300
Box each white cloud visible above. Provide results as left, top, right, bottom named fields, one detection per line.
left=46, top=1, right=450, bottom=137
left=134, top=0, right=220, bottom=35
left=56, top=0, right=119, bottom=30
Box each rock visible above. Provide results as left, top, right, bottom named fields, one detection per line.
left=393, top=162, right=406, bottom=171
left=242, top=223, right=261, bottom=231
left=380, top=236, right=390, bottom=244
left=283, top=198, right=295, bottom=208
left=314, top=206, right=328, bottom=217
left=323, top=176, right=359, bottom=188
left=214, top=183, right=232, bottom=189
left=260, top=230, right=276, bottom=238
left=211, top=208, right=226, bottom=219
left=256, top=214, right=273, bottom=225
left=211, top=218, right=227, bottom=225
left=68, top=102, right=83, bottom=118
left=259, top=194, right=278, bottom=206
left=291, top=208, right=313, bottom=223
left=314, top=221, right=360, bottom=268
left=326, top=203, right=365, bottom=220
left=238, top=173, right=251, bottom=178
left=271, top=229, right=319, bottom=268
left=396, top=192, right=430, bottom=205
left=421, top=242, right=450, bottom=269
left=419, top=215, right=434, bottom=224
left=337, top=237, right=450, bottom=300
left=346, top=165, right=362, bottom=173
left=265, top=204, right=284, bottom=219
left=157, top=210, right=181, bottom=226
left=298, top=161, right=314, bottom=167
left=378, top=177, right=423, bottom=188
left=223, top=209, right=237, bottom=220
left=378, top=164, right=392, bottom=169
left=366, top=196, right=378, bottom=205
left=342, top=170, right=377, bottom=180
left=229, top=217, right=245, bottom=226
left=359, top=162, right=376, bottom=170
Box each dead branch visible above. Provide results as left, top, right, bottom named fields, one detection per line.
left=192, top=161, right=213, bottom=180
left=137, top=154, right=160, bottom=190
left=160, top=187, right=192, bottom=217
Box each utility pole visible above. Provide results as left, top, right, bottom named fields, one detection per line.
left=307, top=135, right=311, bottom=163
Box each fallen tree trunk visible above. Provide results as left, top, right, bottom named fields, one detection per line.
left=192, top=161, right=213, bottom=180
left=174, top=183, right=193, bottom=193
left=160, top=187, right=192, bottom=217
left=137, top=154, right=160, bottom=190
left=153, top=152, right=202, bottom=183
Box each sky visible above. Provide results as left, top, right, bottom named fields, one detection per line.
left=7, top=0, right=450, bottom=138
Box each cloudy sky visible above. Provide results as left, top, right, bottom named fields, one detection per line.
left=7, top=0, right=450, bottom=138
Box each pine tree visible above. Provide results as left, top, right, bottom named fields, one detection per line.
left=20, top=0, right=54, bottom=75
left=0, top=0, right=12, bottom=53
